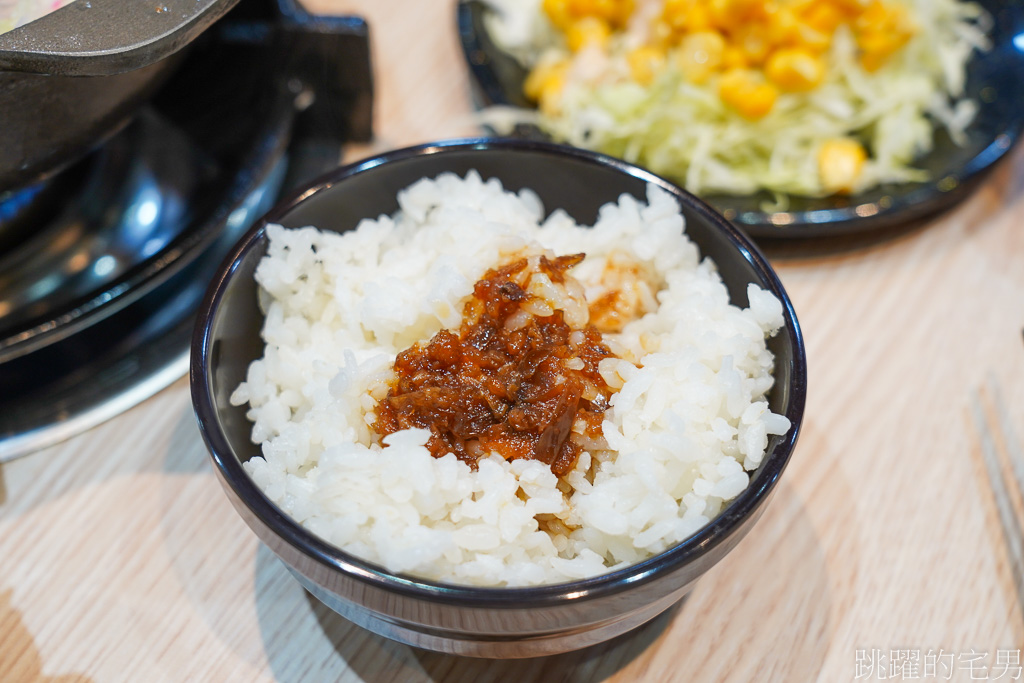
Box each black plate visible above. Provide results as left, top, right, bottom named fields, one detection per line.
left=457, top=0, right=1024, bottom=237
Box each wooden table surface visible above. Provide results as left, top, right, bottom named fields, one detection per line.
left=3, top=1, right=1024, bottom=681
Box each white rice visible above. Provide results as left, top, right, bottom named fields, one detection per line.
left=231, top=170, right=790, bottom=587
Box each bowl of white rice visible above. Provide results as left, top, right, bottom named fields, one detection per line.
left=191, top=138, right=806, bottom=658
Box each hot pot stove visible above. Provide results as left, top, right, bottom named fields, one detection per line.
left=0, top=0, right=373, bottom=460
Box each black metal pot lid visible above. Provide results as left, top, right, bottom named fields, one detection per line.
left=0, top=0, right=240, bottom=76
left=0, top=3, right=373, bottom=461
left=0, top=1, right=372, bottom=365
left=457, top=0, right=1024, bottom=238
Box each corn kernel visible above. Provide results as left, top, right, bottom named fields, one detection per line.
left=733, top=24, right=771, bottom=64
left=566, top=16, right=611, bottom=51
left=802, top=3, right=844, bottom=33
left=764, top=48, right=825, bottom=91
left=831, top=0, right=870, bottom=13
left=855, top=0, right=915, bottom=39
left=855, top=1, right=915, bottom=71
left=675, top=30, right=726, bottom=83
left=684, top=3, right=715, bottom=31
left=543, top=0, right=574, bottom=30
left=627, top=45, right=667, bottom=85
left=818, top=138, right=867, bottom=194
left=860, top=28, right=911, bottom=52
left=663, top=0, right=714, bottom=32
left=721, top=44, right=748, bottom=69
left=786, top=0, right=816, bottom=13
left=764, top=5, right=802, bottom=47
left=708, top=0, right=763, bottom=30
left=794, top=22, right=831, bottom=52
left=610, top=0, right=635, bottom=26
left=568, top=0, right=602, bottom=17
left=662, top=0, right=693, bottom=29
left=651, top=19, right=675, bottom=48
left=524, top=56, right=569, bottom=103
left=855, top=0, right=893, bottom=30
left=539, top=78, right=566, bottom=115
left=718, top=68, right=778, bottom=119
left=857, top=33, right=913, bottom=70
left=568, top=0, right=633, bottom=27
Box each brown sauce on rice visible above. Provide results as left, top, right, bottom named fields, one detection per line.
left=373, top=254, right=615, bottom=476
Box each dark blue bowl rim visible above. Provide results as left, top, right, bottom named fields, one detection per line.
left=191, top=137, right=808, bottom=608
left=455, top=0, right=1024, bottom=238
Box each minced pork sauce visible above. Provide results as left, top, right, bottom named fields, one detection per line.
left=373, top=253, right=616, bottom=476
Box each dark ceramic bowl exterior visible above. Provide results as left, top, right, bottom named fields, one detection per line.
left=457, top=0, right=1024, bottom=238
left=191, top=139, right=808, bottom=658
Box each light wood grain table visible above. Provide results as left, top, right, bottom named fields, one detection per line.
left=3, top=1, right=1024, bottom=680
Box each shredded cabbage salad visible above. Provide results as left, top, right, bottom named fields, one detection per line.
left=483, top=0, right=990, bottom=197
